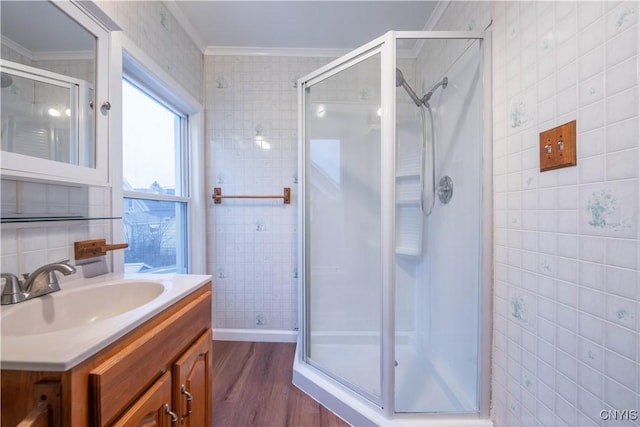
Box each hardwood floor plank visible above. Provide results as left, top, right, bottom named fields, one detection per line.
left=212, top=341, right=349, bottom=427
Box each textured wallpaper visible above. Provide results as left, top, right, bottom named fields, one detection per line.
left=490, top=2, right=639, bottom=426
left=205, top=55, right=330, bottom=331
left=96, top=1, right=203, bottom=102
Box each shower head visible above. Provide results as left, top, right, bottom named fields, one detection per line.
left=423, top=77, right=448, bottom=104
left=395, top=68, right=405, bottom=87
left=395, top=68, right=422, bottom=107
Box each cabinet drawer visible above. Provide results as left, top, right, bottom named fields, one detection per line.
left=89, top=290, right=211, bottom=426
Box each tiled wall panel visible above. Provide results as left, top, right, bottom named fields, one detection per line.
left=491, top=2, right=639, bottom=426
left=205, top=55, right=330, bottom=331
left=96, top=1, right=203, bottom=102
left=0, top=180, right=111, bottom=277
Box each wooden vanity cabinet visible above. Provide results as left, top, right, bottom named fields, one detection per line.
left=172, top=331, right=212, bottom=426
left=112, top=372, right=174, bottom=427
left=106, top=330, right=213, bottom=427
left=1, top=282, right=212, bottom=427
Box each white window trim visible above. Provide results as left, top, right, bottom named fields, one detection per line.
left=110, top=32, right=206, bottom=274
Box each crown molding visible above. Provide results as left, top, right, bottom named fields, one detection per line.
left=204, top=46, right=348, bottom=58
left=2, top=36, right=94, bottom=62
left=1, top=36, right=33, bottom=60
left=32, top=50, right=94, bottom=61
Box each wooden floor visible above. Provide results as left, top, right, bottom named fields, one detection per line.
left=212, top=341, right=349, bottom=427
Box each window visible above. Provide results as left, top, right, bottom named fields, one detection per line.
left=122, top=78, right=189, bottom=273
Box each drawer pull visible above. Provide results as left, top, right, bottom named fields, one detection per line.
left=164, top=404, right=178, bottom=424
left=181, top=384, right=193, bottom=419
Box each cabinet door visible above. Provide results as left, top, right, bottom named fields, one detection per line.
left=0, top=1, right=111, bottom=186
left=172, top=330, right=212, bottom=427
left=113, top=372, right=177, bottom=427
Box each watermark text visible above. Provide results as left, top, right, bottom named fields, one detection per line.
left=600, top=409, right=638, bottom=421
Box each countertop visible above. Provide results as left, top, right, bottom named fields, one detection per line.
left=0, top=273, right=212, bottom=371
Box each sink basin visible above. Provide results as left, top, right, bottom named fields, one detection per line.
left=1, top=273, right=211, bottom=372
left=1, top=280, right=167, bottom=336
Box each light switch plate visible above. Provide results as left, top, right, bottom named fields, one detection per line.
left=539, top=120, right=576, bottom=172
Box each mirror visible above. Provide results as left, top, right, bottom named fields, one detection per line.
left=1, top=0, right=96, bottom=168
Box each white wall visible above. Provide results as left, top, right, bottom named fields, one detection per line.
left=95, top=1, right=202, bottom=103
left=204, top=55, right=329, bottom=332
left=491, top=2, right=639, bottom=426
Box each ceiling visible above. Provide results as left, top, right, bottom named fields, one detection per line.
left=1, top=1, right=95, bottom=54
left=173, top=1, right=438, bottom=52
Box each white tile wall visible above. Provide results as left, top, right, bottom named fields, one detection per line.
left=204, top=55, right=330, bottom=331
left=95, top=1, right=203, bottom=102
left=0, top=180, right=111, bottom=276
left=490, top=1, right=639, bottom=426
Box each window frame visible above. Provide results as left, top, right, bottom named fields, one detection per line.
left=110, top=33, right=206, bottom=275
left=122, top=74, right=191, bottom=274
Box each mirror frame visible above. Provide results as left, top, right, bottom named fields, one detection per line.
left=0, top=1, right=110, bottom=186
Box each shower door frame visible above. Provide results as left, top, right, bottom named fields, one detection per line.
left=297, top=30, right=493, bottom=423
left=299, top=35, right=388, bottom=408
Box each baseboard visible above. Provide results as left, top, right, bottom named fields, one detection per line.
left=212, top=328, right=298, bottom=343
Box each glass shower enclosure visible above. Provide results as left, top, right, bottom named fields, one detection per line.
left=294, top=31, right=492, bottom=425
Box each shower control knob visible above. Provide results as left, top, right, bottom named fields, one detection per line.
left=438, top=176, right=453, bottom=204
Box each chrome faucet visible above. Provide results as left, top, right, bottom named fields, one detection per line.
left=0, top=273, right=25, bottom=304
left=1, top=260, right=76, bottom=304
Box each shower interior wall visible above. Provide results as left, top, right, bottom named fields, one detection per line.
left=394, top=37, right=485, bottom=413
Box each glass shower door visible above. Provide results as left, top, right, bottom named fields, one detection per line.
left=303, top=51, right=383, bottom=404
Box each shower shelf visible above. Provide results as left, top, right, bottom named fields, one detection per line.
left=396, top=246, right=421, bottom=256
left=396, top=198, right=420, bottom=206
left=395, top=172, right=420, bottom=179
left=395, top=202, right=423, bottom=257
left=395, top=155, right=422, bottom=256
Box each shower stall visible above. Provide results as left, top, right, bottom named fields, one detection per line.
left=294, top=31, right=492, bottom=425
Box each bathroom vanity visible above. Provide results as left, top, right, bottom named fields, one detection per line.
left=1, top=274, right=212, bottom=426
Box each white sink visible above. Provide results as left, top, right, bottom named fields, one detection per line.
left=0, top=273, right=212, bottom=372
left=1, top=280, right=166, bottom=336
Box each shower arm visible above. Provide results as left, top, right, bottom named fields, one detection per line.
left=401, top=80, right=423, bottom=107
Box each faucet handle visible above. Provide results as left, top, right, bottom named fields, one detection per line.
left=1, top=273, right=26, bottom=305
left=22, top=259, right=73, bottom=279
